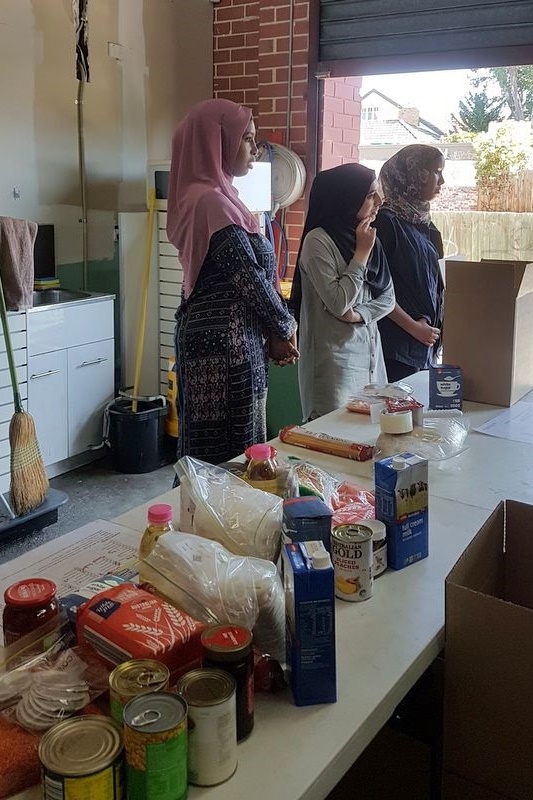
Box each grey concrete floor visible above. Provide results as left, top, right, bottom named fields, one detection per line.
left=0, top=454, right=176, bottom=564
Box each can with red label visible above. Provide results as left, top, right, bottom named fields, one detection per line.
left=201, top=623, right=254, bottom=740
left=331, top=524, right=373, bottom=602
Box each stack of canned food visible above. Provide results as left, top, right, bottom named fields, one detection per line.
left=37, top=621, right=255, bottom=799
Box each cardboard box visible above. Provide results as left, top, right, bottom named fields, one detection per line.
left=442, top=259, right=533, bottom=406
left=443, top=500, right=533, bottom=799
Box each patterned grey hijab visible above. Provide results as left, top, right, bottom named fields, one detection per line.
left=379, top=144, right=444, bottom=225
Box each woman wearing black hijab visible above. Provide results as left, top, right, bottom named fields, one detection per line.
left=290, top=163, right=395, bottom=421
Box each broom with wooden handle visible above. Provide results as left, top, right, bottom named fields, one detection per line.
left=0, top=276, right=49, bottom=515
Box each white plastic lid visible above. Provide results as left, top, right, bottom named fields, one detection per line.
left=392, top=456, right=407, bottom=470
left=363, top=518, right=387, bottom=539
left=312, top=550, right=332, bottom=570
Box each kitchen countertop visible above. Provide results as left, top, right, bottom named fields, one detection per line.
left=27, top=291, right=115, bottom=312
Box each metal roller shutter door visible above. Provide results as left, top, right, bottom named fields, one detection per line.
left=318, top=0, right=533, bottom=76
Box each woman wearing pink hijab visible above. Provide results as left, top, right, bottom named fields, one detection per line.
left=167, top=98, right=298, bottom=463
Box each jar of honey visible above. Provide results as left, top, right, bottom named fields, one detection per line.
left=244, top=444, right=278, bottom=495
left=3, top=578, right=59, bottom=646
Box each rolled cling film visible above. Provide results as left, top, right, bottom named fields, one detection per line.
left=379, top=409, right=413, bottom=435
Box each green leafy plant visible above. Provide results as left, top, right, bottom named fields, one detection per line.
left=473, top=124, right=531, bottom=210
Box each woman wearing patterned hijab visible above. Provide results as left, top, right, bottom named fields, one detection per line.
left=167, top=98, right=297, bottom=463
left=291, top=163, right=395, bottom=421
left=375, top=144, right=445, bottom=382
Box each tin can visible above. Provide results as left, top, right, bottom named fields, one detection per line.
left=39, top=715, right=124, bottom=800
left=331, top=523, right=373, bottom=601
left=176, top=668, right=237, bottom=786
left=362, top=519, right=388, bottom=577
left=123, top=692, right=187, bottom=800
left=109, top=659, right=170, bottom=724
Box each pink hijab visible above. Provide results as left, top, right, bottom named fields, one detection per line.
left=166, top=98, right=260, bottom=299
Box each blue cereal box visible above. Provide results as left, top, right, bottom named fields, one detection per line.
left=282, top=541, right=336, bottom=706
left=282, top=496, right=333, bottom=552
left=60, top=573, right=134, bottom=625
left=374, top=453, right=429, bottom=570
left=429, top=364, right=463, bottom=410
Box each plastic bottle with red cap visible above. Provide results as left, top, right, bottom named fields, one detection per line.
left=138, top=503, right=175, bottom=566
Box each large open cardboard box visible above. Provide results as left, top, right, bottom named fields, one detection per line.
left=442, top=500, right=533, bottom=799
left=442, top=259, right=533, bottom=406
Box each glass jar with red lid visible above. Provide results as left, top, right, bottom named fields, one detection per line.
left=3, top=578, right=59, bottom=646
left=201, top=623, right=254, bottom=740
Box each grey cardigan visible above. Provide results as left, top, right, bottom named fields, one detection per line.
left=297, top=228, right=395, bottom=420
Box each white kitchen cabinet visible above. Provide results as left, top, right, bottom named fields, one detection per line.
left=67, top=338, right=115, bottom=456
left=26, top=296, right=115, bottom=477
left=27, top=350, right=68, bottom=466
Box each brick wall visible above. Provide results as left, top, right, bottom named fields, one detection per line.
left=213, top=0, right=309, bottom=277
left=321, top=76, right=362, bottom=170
left=213, top=1, right=363, bottom=277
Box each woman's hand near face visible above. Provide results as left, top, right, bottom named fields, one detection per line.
left=353, top=217, right=376, bottom=266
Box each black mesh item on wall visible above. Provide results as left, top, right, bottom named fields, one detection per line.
left=73, top=0, right=90, bottom=82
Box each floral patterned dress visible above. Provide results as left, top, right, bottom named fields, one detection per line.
left=174, top=224, right=296, bottom=464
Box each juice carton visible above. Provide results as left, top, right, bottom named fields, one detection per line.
left=374, top=453, right=429, bottom=570
left=282, top=496, right=333, bottom=552
left=282, top=541, right=336, bottom=706
left=429, top=364, right=463, bottom=410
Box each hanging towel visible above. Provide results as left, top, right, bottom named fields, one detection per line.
left=0, top=217, right=38, bottom=310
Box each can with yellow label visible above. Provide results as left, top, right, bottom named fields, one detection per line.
left=39, top=715, right=124, bottom=799
left=331, top=523, right=373, bottom=601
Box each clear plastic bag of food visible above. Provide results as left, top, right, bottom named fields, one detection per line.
left=0, top=622, right=110, bottom=798
left=375, top=412, right=470, bottom=462
left=175, top=456, right=283, bottom=562
left=0, top=622, right=109, bottom=732
left=290, top=460, right=341, bottom=506
left=141, top=532, right=286, bottom=664
left=346, top=381, right=414, bottom=409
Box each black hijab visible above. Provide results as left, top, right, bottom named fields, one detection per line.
left=289, top=163, right=390, bottom=321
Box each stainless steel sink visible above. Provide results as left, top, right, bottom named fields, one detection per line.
left=32, top=289, right=94, bottom=307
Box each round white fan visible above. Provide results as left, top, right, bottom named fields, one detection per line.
left=257, top=142, right=306, bottom=211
